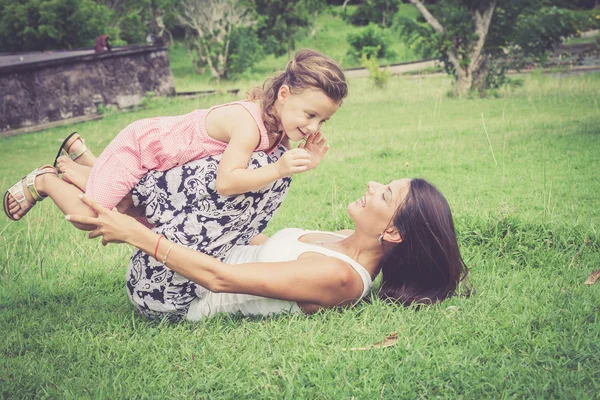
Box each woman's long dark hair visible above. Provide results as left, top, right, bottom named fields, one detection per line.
left=379, top=179, right=469, bottom=305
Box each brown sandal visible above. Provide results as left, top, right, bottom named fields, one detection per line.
left=3, top=165, right=58, bottom=221
left=53, top=132, right=88, bottom=168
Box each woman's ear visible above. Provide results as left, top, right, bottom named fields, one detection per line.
left=383, top=227, right=402, bottom=244
left=277, top=84, right=290, bottom=104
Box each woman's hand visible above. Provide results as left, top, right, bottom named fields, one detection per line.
left=298, top=132, right=329, bottom=171
left=65, top=194, right=141, bottom=245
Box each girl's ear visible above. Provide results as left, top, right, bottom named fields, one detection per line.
left=383, top=227, right=402, bottom=244
left=277, top=85, right=290, bottom=104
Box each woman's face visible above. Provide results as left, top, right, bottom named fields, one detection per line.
left=348, top=179, right=412, bottom=237
left=276, top=86, right=340, bottom=142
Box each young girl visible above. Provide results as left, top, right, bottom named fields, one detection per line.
left=4, top=49, right=348, bottom=223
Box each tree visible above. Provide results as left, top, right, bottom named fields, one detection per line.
left=406, top=0, right=497, bottom=96
left=0, top=0, right=113, bottom=51
left=0, top=0, right=177, bottom=52
left=175, top=0, right=254, bottom=81
left=92, top=0, right=176, bottom=46
left=400, top=0, right=597, bottom=96
left=348, top=0, right=399, bottom=28
left=254, top=0, right=327, bottom=60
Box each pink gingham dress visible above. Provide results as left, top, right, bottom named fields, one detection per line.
left=86, top=100, right=272, bottom=210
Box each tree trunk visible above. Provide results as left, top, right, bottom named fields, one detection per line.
left=454, top=69, right=472, bottom=97
left=472, top=54, right=490, bottom=93
left=408, top=0, right=496, bottom=96
left=185, top=35, right=206, bottom=75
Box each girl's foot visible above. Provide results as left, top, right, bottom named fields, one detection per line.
left=3, top=166, right=58, bottom=220
left=56, top=156, right=92, bottom=192
left=54, top=132, right=97, bottom=168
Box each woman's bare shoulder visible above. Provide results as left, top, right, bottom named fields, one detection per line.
left=335, top=229, right=354, bottom=236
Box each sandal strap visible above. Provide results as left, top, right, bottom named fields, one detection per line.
left=8, top=180, right=31, bottom=205
left=26, top=165, right=58, bottom=202
left=67, top=141, right=88, bottom=161
left=61, top=134, right=88, bottom=162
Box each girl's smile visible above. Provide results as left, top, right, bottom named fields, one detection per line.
left=275, top=86, right=340, bottom=142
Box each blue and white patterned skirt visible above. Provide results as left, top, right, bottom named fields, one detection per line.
left=127, top=145, right=291, bottom=321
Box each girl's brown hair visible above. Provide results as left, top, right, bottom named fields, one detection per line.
left=247, top=49, right=348, bottom=137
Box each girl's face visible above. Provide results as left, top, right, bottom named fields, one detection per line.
left=275, top=85, right=340, bottom=141
left=348, top=179, right=411, bottom=239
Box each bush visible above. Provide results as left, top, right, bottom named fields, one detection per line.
left=347, top=0, right=399, bottom=28
left=119, top=12, right=147, bottom=45
left=346, top=23, right=395, bottom=61
left=0, top=0, right=114, bottom=51
left=226, top=26, right=263, bottom=78
left=360, top=53, right=390, bottom=88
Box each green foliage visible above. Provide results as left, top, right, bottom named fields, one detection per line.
left=118, top=11, right=147, bottom=45
left=397, top=0, right=597, bottom=95
left=360, top=52, right=390, bottom=88
left=184, top=23, right=263, bottom=80
left=254, top=0, right=327, bottom=58
left=226, top=26, right=264, bottom=78
left=347, top=0, right=399, bottom=28
left=104, top=0, right=179, bottom=45
left=0, top=0, right=113, bottom=51
left=0, top=0, right=178, bottom=51
left=346, top=23, right=395, bottom=61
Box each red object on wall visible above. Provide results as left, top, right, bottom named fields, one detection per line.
left=94, top=35, right=111, bottom=53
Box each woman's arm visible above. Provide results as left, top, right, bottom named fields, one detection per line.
left=67, top=195, right=364, bottom=307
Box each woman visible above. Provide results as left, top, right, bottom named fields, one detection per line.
left=67, top=175, right=469, bottom=321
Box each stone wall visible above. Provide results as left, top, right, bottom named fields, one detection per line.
left=0, top=46, right=175, bottom=134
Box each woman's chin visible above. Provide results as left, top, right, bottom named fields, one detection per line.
left=347, top=202, right=360, bottom=218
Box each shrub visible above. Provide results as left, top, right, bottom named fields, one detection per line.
left=226, top=26, right=263, bottom=79
left=347, top=23, right=395, bottom=61
left=360, top=53, right=390, bottom=88
left=347, top=0, right=399, bottom=28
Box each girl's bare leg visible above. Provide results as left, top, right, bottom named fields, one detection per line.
left=55, top=136, right=98, bottom=191
left=54, top=156, right=141, bottom=217
left=6, top=172, right=97, bottom=230
left=56, top=156, right=92, bottom=192
left=33, top=173, right=98, bottom=231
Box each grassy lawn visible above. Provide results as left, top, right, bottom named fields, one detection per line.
left=1, top=72, right=600, bottom=398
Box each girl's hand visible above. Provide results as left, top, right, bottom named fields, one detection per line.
left=274, top=148, right=311, bottom=177
left=298, top=132, right=329, bottom=171
left=65, top=194, right=141, bottom=245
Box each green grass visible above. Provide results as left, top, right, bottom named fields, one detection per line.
left=1, top=73, right=600, bottom=398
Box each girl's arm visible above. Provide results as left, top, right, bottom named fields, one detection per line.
left=67, top=195, right=365, bottom=307
left=212, top=106, right=312, bottom=196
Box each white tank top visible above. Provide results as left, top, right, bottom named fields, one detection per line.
left=186, top=228, right=373, bottom=321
